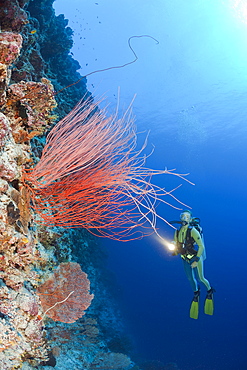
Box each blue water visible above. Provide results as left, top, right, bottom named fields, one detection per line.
left=54, top=1, right=247, bottom=369
left=105, top=137, right=247, bottom=369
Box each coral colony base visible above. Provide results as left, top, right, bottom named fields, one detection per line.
left=0, top=1, right=183, bottom=369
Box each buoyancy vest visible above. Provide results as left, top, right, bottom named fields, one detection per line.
left=176, top=226, right=198, bottom=261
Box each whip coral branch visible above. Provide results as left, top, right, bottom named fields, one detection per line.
left=23, top=96, right=193, bottom=241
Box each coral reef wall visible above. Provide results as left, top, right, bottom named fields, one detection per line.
left=0, top=1, right=137, bottom=369
left=1, top=0, right=88, bottom=116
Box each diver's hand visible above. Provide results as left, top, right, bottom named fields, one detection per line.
left=191, top=261, right=198, bottom=268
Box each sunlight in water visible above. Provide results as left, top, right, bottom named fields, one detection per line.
left=227, top=0, right=247, bottom=24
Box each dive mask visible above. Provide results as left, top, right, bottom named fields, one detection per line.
left=180, top=212, right=191, bottom=225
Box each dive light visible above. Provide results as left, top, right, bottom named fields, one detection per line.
left=167, top=242, right=176, bottom=251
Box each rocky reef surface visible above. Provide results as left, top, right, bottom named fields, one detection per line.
left=0, top=1, right=138, bottom=369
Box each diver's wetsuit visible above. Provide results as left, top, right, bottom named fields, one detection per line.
left=174, top=225, right=211, bottom=292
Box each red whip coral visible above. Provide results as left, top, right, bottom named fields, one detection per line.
left=23, top=97, right=190, bottom=240
left=37, top=262, right=94, bottom=323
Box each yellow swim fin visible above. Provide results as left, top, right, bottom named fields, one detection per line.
left=204, top=288, right=215, bottom=316
left=204, top=298, right=214, bottom=315
left=189, top=289, right=200, bottom=320
left=190, top=300, right=199, bottom=319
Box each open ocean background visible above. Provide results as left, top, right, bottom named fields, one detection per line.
left=54, top=1, right=247, bottom=369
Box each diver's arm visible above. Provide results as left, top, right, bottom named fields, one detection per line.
left=191, top=227, right=205, bottom=258
left=174, top=230, right=178, bottom=242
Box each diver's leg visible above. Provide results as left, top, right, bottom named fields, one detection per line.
left=196, top=259, right=215, bottom=315
left=196, top=259, right=211, bottom=290
left=182, top=259, right=198, bottom=291
left=182, top=259, right=200, bottom=319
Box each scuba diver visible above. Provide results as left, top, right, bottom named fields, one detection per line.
left=171, top=210, right=215, bottom=319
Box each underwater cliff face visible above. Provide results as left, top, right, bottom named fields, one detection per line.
left=0, top=1, right=138, bottom=369
left=1, top=0, right=88, bottom=117
left=0, top=26, right=54, bottom=370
